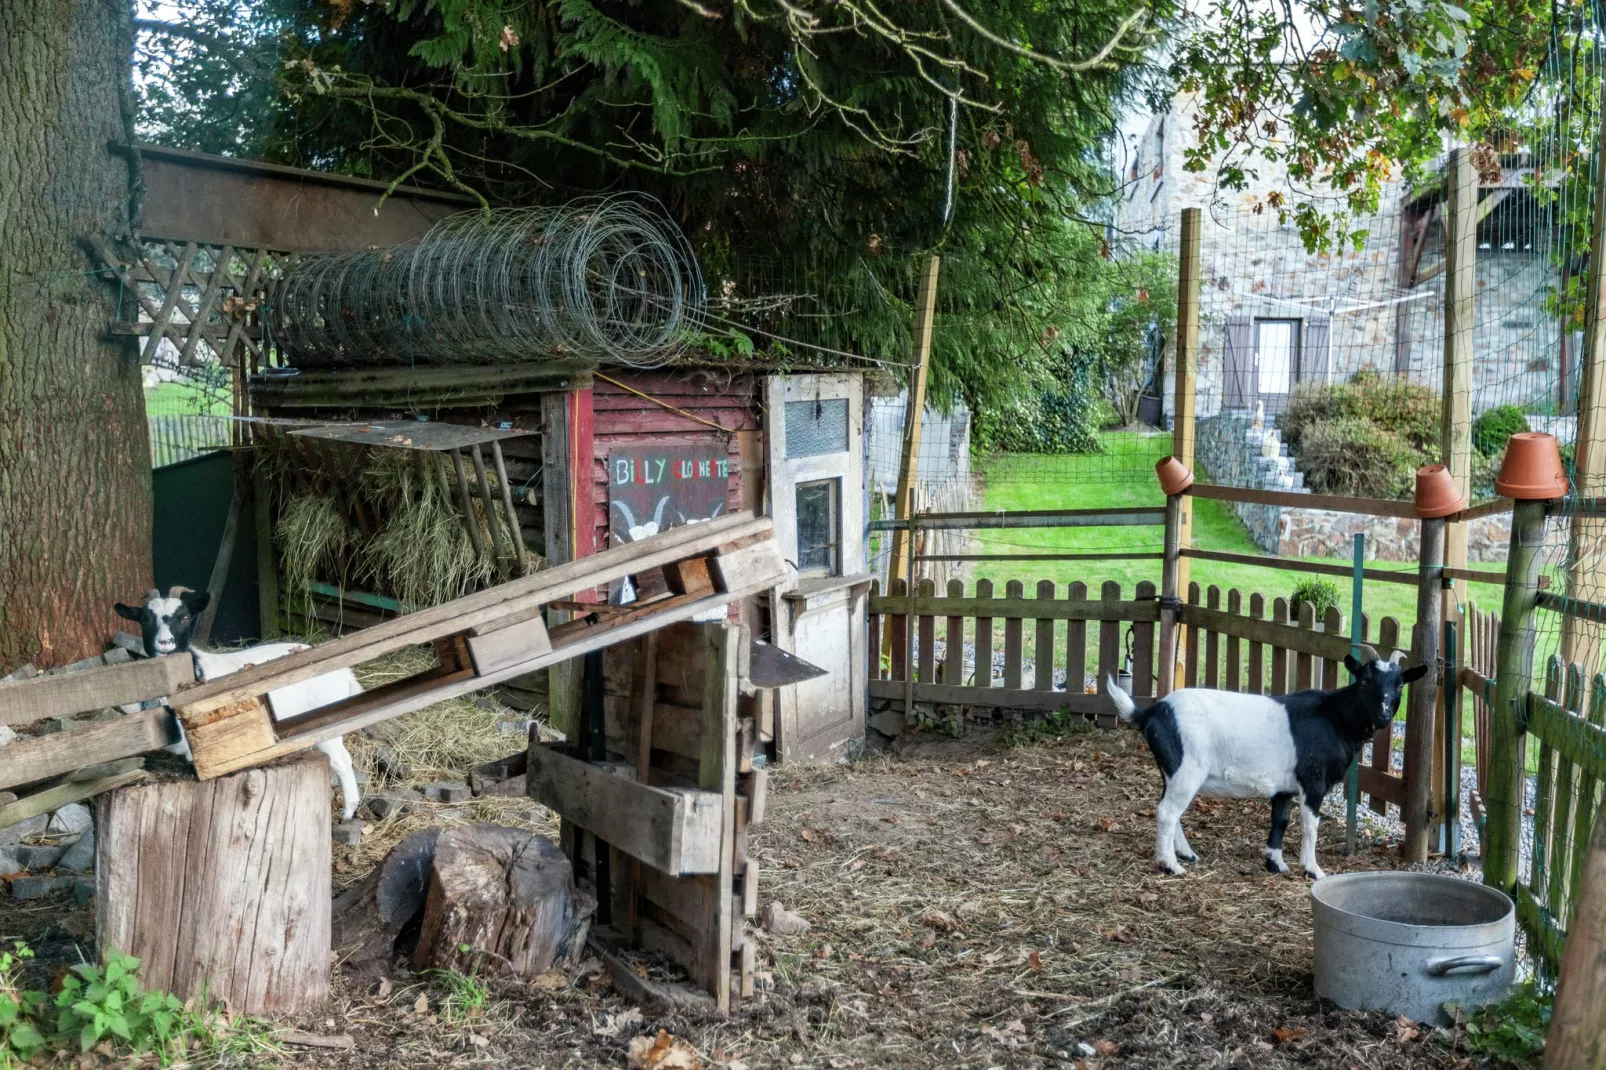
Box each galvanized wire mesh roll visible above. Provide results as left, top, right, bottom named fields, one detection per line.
left=269, top=195, right=704, bottom=368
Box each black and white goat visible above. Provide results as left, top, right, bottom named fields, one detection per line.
left=115, top=587, right=362, bottom=821
left=1106, top=648, right=1426, bottom=880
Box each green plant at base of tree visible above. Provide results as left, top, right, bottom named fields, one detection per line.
left=1443, top=982, right=1550, bottom=1066
left=0, top=943, right=47, bottom=1069
left=1289, top=578, right=1342, bottom=622
left=1473, top=406, right=1532, bottom=459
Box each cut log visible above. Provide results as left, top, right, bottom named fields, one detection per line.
left=410, top=824, right=594, bottom=977
left=96, top=753, right=331, bottom=1014
left=332, top=828, right=441, bottom=977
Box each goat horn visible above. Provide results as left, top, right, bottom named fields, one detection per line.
left=167, top=585, right=193, bottom=599
left=143, top=588, right=161, bottom=604
left=1359, top=644, right=1380, bottom=663
left=1389, top=649, right=1407, bottom=665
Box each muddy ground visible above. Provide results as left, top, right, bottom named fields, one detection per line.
left=6, top=722, right=1513, bottom=1069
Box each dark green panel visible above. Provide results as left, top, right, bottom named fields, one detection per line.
left=152, top=451, right=260, bottom=646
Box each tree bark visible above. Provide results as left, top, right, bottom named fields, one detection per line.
left=0, top=0, right=151, bottom=671
left=96, top=752, right=332, bottom=1014
left=332, top=827, right=440, bottom=978
left=411, top=824, right=594, bottom=977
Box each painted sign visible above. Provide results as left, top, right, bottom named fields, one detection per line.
left=608, top=445, right=729, bottom=546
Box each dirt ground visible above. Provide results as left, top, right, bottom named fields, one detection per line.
left=8, top=720, right=1512, bottom=1069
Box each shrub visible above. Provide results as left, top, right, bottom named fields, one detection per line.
left=973, top=385, right=1103, bottom=454
left=1472, top=405, right=1530, bottom=458
left=1289, top=578, right=1342, bottom=622
left=1284, top=369, right=1440, bottom=454
left=1292, top=417, right=1424, bottom=498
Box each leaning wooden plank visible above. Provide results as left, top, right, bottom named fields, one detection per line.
left=867, top=679, right=1126, bottom=714
left=527, top=745, right=721, bottom=875
left=174, top=512, right=772, bottom=719
left=1180, top=604, right=1360, bottom=663
left=0, top=708, right=179, bottom=793
left=180, top=548, right=786, bottom=780
left=0, top=768, right=147, bottom=830
left=0, top=654, right=193, bottom=727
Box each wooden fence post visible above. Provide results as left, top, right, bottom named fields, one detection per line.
left=1486, top=498, right=1550, bottom=891
left=1545, top=802, right=1606, bottom=1070
left=1404, top=515, right=1445, bottom=861
left=887, top=255, right=941, bottom=589
left=1157, top=493, right=1184, bottom=697
left=1172, top=208, right=1202, bottom=690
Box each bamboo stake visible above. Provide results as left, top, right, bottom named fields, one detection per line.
left=1172, top=208, right=1202, bottom=691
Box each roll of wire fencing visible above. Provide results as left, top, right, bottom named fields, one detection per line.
left=268, top=195, right=705, bottom=369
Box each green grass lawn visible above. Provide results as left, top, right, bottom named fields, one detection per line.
left=145, top=377, right=232, bottom=417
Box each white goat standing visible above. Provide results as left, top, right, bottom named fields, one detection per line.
left=115, top=587, right=362, bottom=821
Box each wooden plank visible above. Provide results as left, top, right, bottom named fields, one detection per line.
left=1357, top=765, right=1407, bottom=807
left=1442, top=147, right=1478, bottom=582
left=943, top=579, right=964, bottom=685
left=868, top=595, right=1160, bottom=621
left=1065, top=581, right=1087, bottom=695
left=975, top=580, right=994, bottom=688
left=917, top=579, right=936, bottom=684
left=0, top=708, right=180, bottom=793
left=0, top=654, right=193, bottom=727
left=177, top=512, right=773, bottom=717
left=886, top=254, right=941, bottom=602
left=1533, top=660, right=1564, bottom=901
left=0, top=768, right=147, bottom=830
left=1294, top=601, right=1316, bottom=691
left=1322, top=606, right=1345, bottom=690
left=1095, top=582, right=1121, bottom=690
left=1003, top=580, right=1025, bottom=691
left=1181, top=602, right=1357, bottom=663
left=1247, top=593, right=1265, bottom=695
left=467, top=615, right=553, bottom=675
left=1571, top=674, right=1606, bottom=911
left=888, top=578, right=908, bottom=682
left=1183, top=547, right=1420, bottom=585
left=868, top=679, right=1124, bottom=715
left=1225, top=589, right=1242, bottom=692
left=1528, top=693, right=1606, bottom=784
left=1133, top=581, right=1156, bottom=699
left=891, top=507, right=1165, bottom=531
left=1270, top=597, right=1290, bottom=696
left=1204, top=586, right=1221, bottom=689
left=1371, top=617, right=1400, bottom=814
left=699, top=623, right=739, bottom=1012
left=528, top=745, right=721, bottom=875
left=1184, top=583, right=1201, bottom=688
left=1187, top=483, right=1418, bottom=518
left=1034, top=581, right=1056, bottom=691
left=186, top=700, right=277, bottom=780
left=867, top=580, right=882, bottom=681
left=1548, top=663, right=1585, bottom=920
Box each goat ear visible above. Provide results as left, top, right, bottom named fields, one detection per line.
left=180, top=590, right=211, bottom=615
left=1401, top=663, right=1429, bottom=683
left=113, top=603, right=143, bottom=622
left=1343, top=654, right=1362, bottom=677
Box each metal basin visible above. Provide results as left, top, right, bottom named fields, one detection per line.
left=1310, top=871, right=1515, bottom=1025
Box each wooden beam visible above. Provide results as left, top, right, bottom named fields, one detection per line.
left=0, top=768, right=148, bottom=831
left=868, top=679, right=1126, bottom=719
left=866, top=595, right=1159, bottom=621
left=1173, top=208, right=1202, bottom=691
left=1182, top=548, right=1420, bottom=586
left=251, top=362, right=593, bottom=409
left=0, top=708, right=181, bottom=792
left=1403, top=516, right=1445, bottom=862
left=1188, top=482, right=1419, bottom=518
left=887, top=254, right=941, bottom=589
left=0, top=655, right=193, bottom=727
left=870, top=507, right=1165, bottom=531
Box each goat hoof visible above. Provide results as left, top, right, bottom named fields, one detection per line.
left=1177, top=850, right=1199, bottom=863
left=1157, top=861, right=1187, bottom=876
left=1265, top=857, right=1289, bottom=875
left=1303, top=868, right=1326, bottom=881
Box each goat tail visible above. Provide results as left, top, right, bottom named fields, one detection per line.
left=1105, top=674, right=1139, bottom=723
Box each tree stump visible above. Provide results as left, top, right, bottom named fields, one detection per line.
left=332, top=828, right=440, bottom=979
left=96, top=752, right=331, bottom=1014
left=410, top=824, right=594, bottom=977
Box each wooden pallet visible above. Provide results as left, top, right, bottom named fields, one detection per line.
left=170, top=511, right=785, bottom=780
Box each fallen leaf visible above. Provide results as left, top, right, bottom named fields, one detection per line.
left=1105, top=926, right=1132, bottom=943
left=918, top=932, right=935, bottom=950
left=764, top=901, right=811, bottom=936
left=1394, top=1015, right=1421, bottom=1043
left=468, top=1033, right=489, bottom=1048
left=628, top=1030, right=701, bottom=1070
left=595, top=1008, right=645, bottom=1037
left=923, top=910, right=958, bottom=931
left=1046, top=811, right=1068, bottom=822
left=1273, top=1027, right=1309, bottom=1044
left=1028, top=950, right=1043, bottom=970
left=1094, top=1040, right=1119, bottom=1056
left=532, top=969, right=568, bottom=991
left=374, top=977, right=392, bottom=1000
left=1038, top=844, right=1062, bottom=863
left=1097, top=816, right=1119, bottom=832
left=800, top=828, right=821, bottom=843
left=413, top=993, right=429, bottom=1014
left=816, top=944, right=833, bottom=959
left=1138, top=891, right=1159, bottom=905
left=882, top=815, right=901, bottom=825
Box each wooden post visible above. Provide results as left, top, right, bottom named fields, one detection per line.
left=1545, top=804, right=1606, bottom=1069
left=1172, top=208, right=1202, bottom=690
left=1563, top=106, right=1606, bottom=675
left=1440, top=147, right=1478, bottom=838
left=541, top=388, right=595, bottom=737
left=1157, top=493, right=1183, bottom=697
left=1403, top=516, right=1445, bottom=862
left=1486, top=498, right=1550, bottom=891
left=97, top=751, right=332, bottom=1014
left=886, top=254, right=941, bottom=594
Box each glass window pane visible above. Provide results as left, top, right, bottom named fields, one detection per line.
left=1255, top=320, right=1296, bottom=395
left=796, top=478, right=840, bottom=574
left=785, top=399, right=849, bottom=458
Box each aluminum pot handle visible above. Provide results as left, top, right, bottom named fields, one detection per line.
left=1426, top=955, right=1505, bottom=977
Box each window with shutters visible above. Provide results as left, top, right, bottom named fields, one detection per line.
left=1254, top=319, right=1300, bottom=396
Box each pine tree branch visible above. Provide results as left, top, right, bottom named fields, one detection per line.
left=939, top=2, right=1151, bottom=71
left=132, top=18, right=273, bottom=81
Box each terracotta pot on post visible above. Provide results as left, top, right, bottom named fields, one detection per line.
left=1414, top=464, right=1467, bottom=519
left=1155, top=455, right=1195, bottom=497
left=1495, top=432, right=1569, bottom=501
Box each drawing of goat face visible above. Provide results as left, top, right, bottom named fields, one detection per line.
left=611, top=495, right=672, bottom=542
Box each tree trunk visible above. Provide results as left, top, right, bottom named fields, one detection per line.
left=0, top=0, right=150, bottom=672
left=411, top=824, right=594, bottom=977
left=97, top=753, right=332, bottom=1014
left=332, top=827, right=440, bottom=979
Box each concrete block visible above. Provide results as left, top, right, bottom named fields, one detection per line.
left=423, top=781, right=472, bottom=804
left=57, top=831, right=95, bottom=873
left=331, top=822, right=365, bottom=847
left=11, top=876, right=69, bottom=901
left=15, top=844, right=64, bottom=871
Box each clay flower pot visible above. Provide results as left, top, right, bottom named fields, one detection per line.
left=1496, top=432, right=1569, bottom=500
left=1414, top=464, right=1466, bottom=519
left=1155, top=455, right=1195, bottom=496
